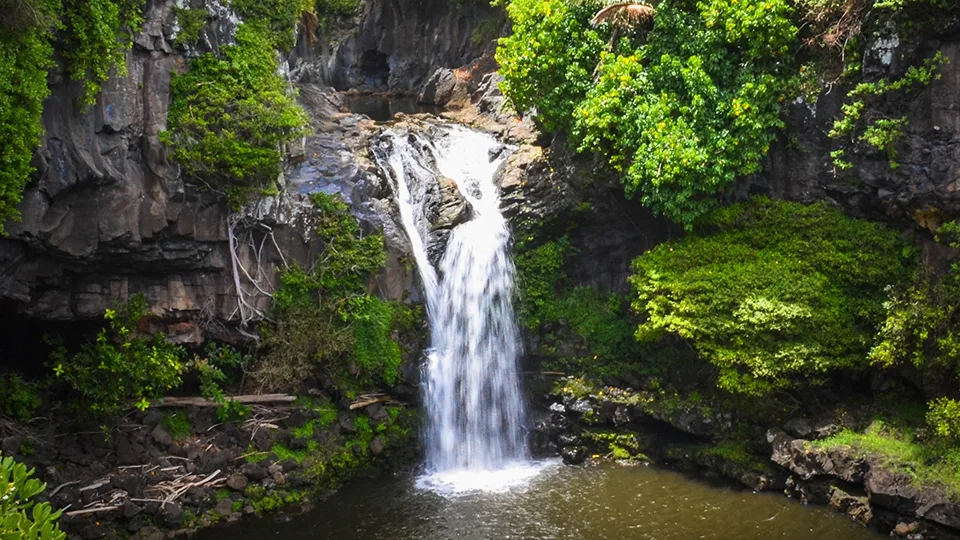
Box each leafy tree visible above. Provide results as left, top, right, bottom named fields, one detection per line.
left=48, top=294, right=186, bottom=415
left=630, top=198, right=913, bottom=395
left=0, top=453, right=66, bottom=540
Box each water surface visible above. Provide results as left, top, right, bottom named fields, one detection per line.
left=200, top=460, right=881, bottom=540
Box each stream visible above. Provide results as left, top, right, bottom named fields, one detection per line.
left=199, top=460, right=881, bottom=539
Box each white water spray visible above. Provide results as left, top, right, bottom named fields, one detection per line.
left=376, top=125, right=540, bottom=493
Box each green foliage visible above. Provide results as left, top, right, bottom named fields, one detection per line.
left=515, top=237, right=570, bottom=330
left=869, top=260, right=960, bottom=377
left=515, top=237, right=645, bottom=379
left=630, top=198, right=913, bottom=395
left=190, top=343, right=251, bottom=421
left=229, top=0, right=312, bottom=50
left=48, top=294, right=186, bottom=416
left=162, top=413, right=193, bottom=441
left=495, top=0, right=605, bottom=132
left=927, top=397, right=960, bottom=442
left=498, top=0, right=797, bottom=227
left=815, top=416, right=960, bottom=498
left=573, top=0, right=796, bottom=226
left=829, top=52, right=946, bottom=169
left=0, top=453, right=66, bottom=540
left=162, top=24, right=310, bottom=208
left=0, top=4, right=56, bottom=235
left=173, top=6, right=208, bottom=46
left=61, top=0, right=146, bottom=105
left=257, top=193, right=406, bottom=392
left=0, top=375, right=41, bottom=422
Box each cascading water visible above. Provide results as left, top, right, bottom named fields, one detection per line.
left=376, top=124, right=543, bottom=493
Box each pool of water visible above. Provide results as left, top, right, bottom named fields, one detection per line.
left=199, top=460, right=880, bottom=540
left=342, top=94, right=444, bottom=122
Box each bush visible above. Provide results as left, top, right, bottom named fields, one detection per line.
left=0, top=375, right=41, bottom=422
left=48, top=294, right=186, bottom=415
left=495, top=0, right=604, bottom=132
left=927, top=397, right=960, bottom=442
left=630, top=198, right=914, bottom=395
left=0, top=453, right=66, bottom=540
left=0, top=3, right=56, bottom=234
left=229, top=0, right=312, bottom=50
left=190, top=343, right=252, bottom=421
left=256, top=193, right=406, bottom=392
left=61, top=0, right=146, bottom=105
left=498, top=0, right=798, bottom=227
left=162, top=24, right=309, bottom=208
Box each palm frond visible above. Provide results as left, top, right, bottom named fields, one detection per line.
left=590, top=2, right=655, bottom=29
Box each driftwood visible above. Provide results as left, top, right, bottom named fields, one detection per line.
left=65, top=506, right=120, bottom=517
left=149, top=394, right=296, bottom=408
left=349, top=394, right=388, bottom=410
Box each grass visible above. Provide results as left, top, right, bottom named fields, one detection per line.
left=162, top=412, right=193, bottom=441
left=813, top=417, right=960, bottom=499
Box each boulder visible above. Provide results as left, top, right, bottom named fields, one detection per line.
left=561, top=446, right=588, bottom=466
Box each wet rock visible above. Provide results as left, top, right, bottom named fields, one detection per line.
left=150, top=425, right=172, bottom=448
left=568, top=399, right=594, bottom=415
left=156, top=502, right=183, bottom=527
left=226, top=472, right=248, bottom=491
left=241, top=463, right=269, bottom=481
left=613, top=405, right=631, bottom=426
left=828, top=486, right=873, bottom=526
left=783, top=418, right=813, bottom=439
left=561, top=446, right=588, bottom=465
left=215, top=499, right=235, bottom=515
left=557, top=433, right=581, bottom=447
left=279, top=458, right=300, bottom=472
left=369, top=436, right=385, bottom=455
left=894, top=522, right=920, bottom=536
left=122, top=502, right=142, bottom=520
left=865, top=462, right=920, bottom=515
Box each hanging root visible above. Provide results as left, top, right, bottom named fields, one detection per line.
left=227, top=212, right=291, bottom=337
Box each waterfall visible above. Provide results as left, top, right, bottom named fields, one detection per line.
left=376, top=124, right=541, bottom=493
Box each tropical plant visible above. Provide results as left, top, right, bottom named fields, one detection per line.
left=0, top=453, right=66, bottom=540
left=630, top=198, right=913, bottom=395
left=48, top=294, right=186, bottom=416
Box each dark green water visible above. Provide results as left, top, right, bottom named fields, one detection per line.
left=200, top=460, right=881, bottom=540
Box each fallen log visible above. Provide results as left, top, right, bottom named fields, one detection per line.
left=65, top=506, right=120, bottom=517
left=148, top=394, right=296, bottom=408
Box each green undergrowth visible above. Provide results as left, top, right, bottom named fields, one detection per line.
left=814, top=415, right=960, bottom=499
left=515, top=236, right=647, bottom=380
left=162, top=412, right=193, bottom=441
left=631, top=198, right=914, bottom=396
left=243, top=403, right=414, bottom=507
left=256, top=193, right=417, bottom=394
left=583, top=430, right=648, bottom=462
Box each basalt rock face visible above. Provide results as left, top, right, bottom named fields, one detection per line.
left=754, top=36, right=960, bottom=230
left=0, top=0, right=486, bottom=339
left=293, top=0, right=503, bottom=95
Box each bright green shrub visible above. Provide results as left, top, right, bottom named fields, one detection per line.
left=191, top=343, right=252, bottom=421
left=257, top=193, right=405, bottom=392
left=48, top=294, right=186, bottom=415
left=0, top=4, right=57, bottom=234
left=495, top=0, right=605, bottom=132
left=162, top=24, right=309, bottom=208
left=572, top=0, right=797, bottom=227
left=927, top=397, right=960, bottom=442
left=0, top=375, right=41, bottom=422
left=229, top=0, right=313, bottom=50
left=0, top=453, right=66, bottom=540
left=630, top=198, right=913, bottom=395
left=61, top=0, right=146, bottom=104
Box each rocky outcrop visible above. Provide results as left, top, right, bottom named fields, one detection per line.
left=0, top=399, right=417, bottom=539
left=294, top=0, right=504, bottom=95
left=754, top=37, right=960, bottom=231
